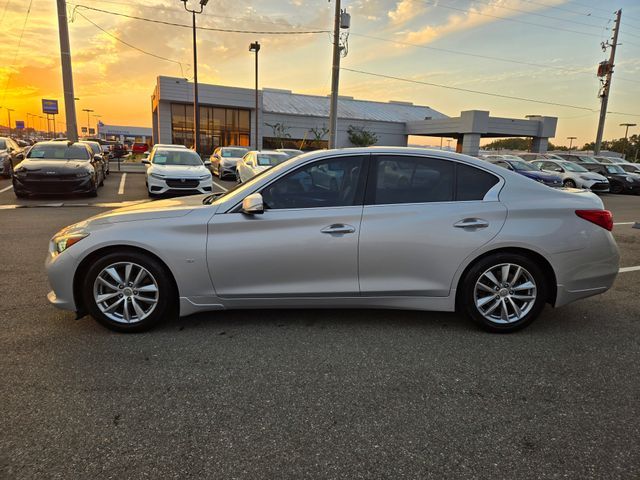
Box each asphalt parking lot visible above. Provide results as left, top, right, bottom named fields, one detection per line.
left=1, top=172, right=639, bottom=479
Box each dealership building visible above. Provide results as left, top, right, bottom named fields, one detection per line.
left=151, top=76, right=558, bottom=156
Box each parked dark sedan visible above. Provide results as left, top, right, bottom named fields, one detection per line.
left=0, top=136, right=25, bottom=177
left=12, top=141, right=104, bottom=198
left=487, top=158, right=563, bottom=187
left=80, top=140, right=109, bottom=176
left=556, top=153, right=603, bottom=172
left=590, top=163, right=640, bottom=194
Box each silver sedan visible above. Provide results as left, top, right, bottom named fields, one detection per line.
left=45, top=147, right=619, bottom=333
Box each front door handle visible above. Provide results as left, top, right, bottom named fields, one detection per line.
left=321, top=224, right=356, bottom=234
left=454, top=218, right=489, bottom=229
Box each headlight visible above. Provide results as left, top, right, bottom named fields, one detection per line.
left=579, top=174, right=592, bottom=180
left=199, top=174, right=212, bottom=180
left=76, top=170, right=91, bottom=178
left=150, top=172, right=166, bottom=179
left=51, top=232, right=89, bottom=255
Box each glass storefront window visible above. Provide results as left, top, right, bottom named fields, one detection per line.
left=171, top=102, right=251, bottom=155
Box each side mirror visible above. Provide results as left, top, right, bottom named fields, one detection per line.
left=554, top=167, right=563, bottom=172
left=203, top=160, right=211, bottom=166
left=142, top=159, right=151, bottom=165
left=94, top=154, right=102, bottom=161
left=242, top=193, right=264, bottom=215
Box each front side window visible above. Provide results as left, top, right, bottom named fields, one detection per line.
left=261, top=156, right=365, bottom=209
left=371, top=156, right=454, bottom=204
left=510, top=160, right=538, bottom=171
left=605, top=165, right=625, bottom=174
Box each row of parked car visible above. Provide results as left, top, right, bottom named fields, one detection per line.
left=140, top=145, right=305, bottom=197
left=2, top=137, right=112, bottom=197
left=479, top=152, right=640, bottom=194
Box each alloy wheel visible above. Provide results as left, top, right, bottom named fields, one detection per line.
left=93, top=262, right=159, bottom=324
left=474, top=263, right=537, bottom=324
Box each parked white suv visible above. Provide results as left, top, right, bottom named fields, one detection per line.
left=143, top=146, right=212, bottom=197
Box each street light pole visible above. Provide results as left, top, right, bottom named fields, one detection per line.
left=181, top=0, right=209, bottom=155
left=249, top=41, right=260, bottom=150
left=567, top=136, right=577, bottom=153
left=7, top=108, right=14, bottom=136
left=620, top=123, right=636, bottom=160
left=82, top=108, right=93, bottom=135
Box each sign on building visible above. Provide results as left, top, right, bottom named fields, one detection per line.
left=15, top=120, right=25, bottom=130
left=88, top=128, right=95, bottom=135
left=81, top=127, right=88, bottom=133
left=42, top=99, right=59, bottom=115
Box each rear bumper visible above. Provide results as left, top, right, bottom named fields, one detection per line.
left=552, top=231, right=620, bottom=307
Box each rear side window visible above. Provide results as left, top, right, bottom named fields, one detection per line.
left=370, top=156, right=454, bottom=204
left=456, top=163, right=499, bottom=201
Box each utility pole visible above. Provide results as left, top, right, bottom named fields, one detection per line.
left=56, top=0, right=78, bottom=142
left=594, top=9, right=621, bottom=155
left=7, top=108, right=14, bottom=136
left=328, top=2, right=350, bottom=149
left=567, top=136, right=577, bottom=153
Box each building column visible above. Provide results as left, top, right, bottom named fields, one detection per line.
left=460, top=133, right=481, bottom=156
left=531, top=137, right=549, bottom=153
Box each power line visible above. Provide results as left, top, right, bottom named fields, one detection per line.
left=1, top=0, right=33, bottom=103
left=350, top=32, right=640, bottom=85
left=75, top=11, right=188, bottom=77
left=69, top=3, right=330, bottom=35
left=413, top=0, right=607, bottom=38
left=341, top=67, right=640, bottom=118
left=519, top=0, right=612, bottom=23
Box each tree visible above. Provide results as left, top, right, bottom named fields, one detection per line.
left=483, top=138, right=530, bottom=151
left=309, top=126, right=329, bottom=149
left=347, top=125, right=378, bottom=147
left=265, top=122, right=291, bottom=148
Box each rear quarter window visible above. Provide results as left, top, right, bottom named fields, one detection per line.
left=456, top=164, right=500, bottom=201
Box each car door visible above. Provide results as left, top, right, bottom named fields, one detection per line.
left=358, top=155, right=507, bottom=297
left=207, top=154, right=368, bottom=297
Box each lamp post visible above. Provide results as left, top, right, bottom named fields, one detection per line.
left=181, top=0, right=209, bottom=155
left=567, top=136, right=577, bottom=153
left=620, top=123, right=636, bottom=160
left=7, top=108, right=14, bottom=136
left=92, top=114, right=101, bottom=136
left=249, top=41, right=260, bottom=149
left=82, top=108, right=94, bottom=136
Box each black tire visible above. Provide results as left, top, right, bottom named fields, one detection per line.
left=564, top=179, right=576, bottom=188
left=14, top=189, right=27, bottom=199
left=82, top=251, right=177, bottom=333
left=610, top=184, right=624, bottom=194
left=88, top=182, right=98, bottom=197
left=459, top=252, right=548, bottom=333
left=3, top=162, right=13, bottom=179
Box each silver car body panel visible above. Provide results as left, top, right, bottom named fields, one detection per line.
left=45, top=147, right=619, bottom=319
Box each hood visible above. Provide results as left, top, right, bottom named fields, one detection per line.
left=149, top=164, right=209, bottom=177
left=15, top=159, right=93, bottom=173
left=86, top=195, right=212, bottom=226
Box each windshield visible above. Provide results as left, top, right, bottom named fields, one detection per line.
left=578, top=156, right=598, bottom=164
left=221, top=148, right=248, bottom=158
left=605, top=165, right=625, bottom=174
left=257, top=153, right=287, bottom=166
left=560, top=161, right=588, bottom=172
left=27, top=144, right=90, bottom=160
left=510, top=160, right=538, bottom=171
left=546, top=154, right=564, bottom=160
left=153, top=150, right=203, bottom=166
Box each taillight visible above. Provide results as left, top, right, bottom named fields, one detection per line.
left=575, top=209, right=613, bottom=231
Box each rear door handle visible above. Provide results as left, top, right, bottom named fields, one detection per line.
left=321, top=224, right=356, bottom=234
left=454, top=218, right=489, bottom=229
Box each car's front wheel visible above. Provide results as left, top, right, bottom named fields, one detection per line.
left=82, top=251, right=177, bottom=332
left=459, top=253, right=547, bottom=333
left=564, top=179, right=576, bottom=188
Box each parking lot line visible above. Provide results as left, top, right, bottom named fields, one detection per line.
left=619, top=266, right=640, bottom=273
left=212, top=181, right=228, bottom=192
left=117, top=173, right=127, bottom=195
left=0, top=185, right=12, bottom=194
left=614, top=222, right=635, bottom=226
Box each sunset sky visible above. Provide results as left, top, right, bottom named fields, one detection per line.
left=1, top=0, right=639, bottom=147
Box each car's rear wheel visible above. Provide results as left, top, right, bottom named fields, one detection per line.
left=564, top=179, right=576, bottom=188
left=460, top=253, right=547, bottom=333
left=82, top=251, right=176, bottom=332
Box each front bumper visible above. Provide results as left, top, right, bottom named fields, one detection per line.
left=219, top=164, right=237, bottom=178
left=45, top=250, right=78, bottom=313
left=13, top=176, right=95, bottom=195
left=147, top=175, right=213, bottom=195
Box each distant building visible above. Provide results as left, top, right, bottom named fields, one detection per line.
left=97, top=123, right=152, bottom=145
left=151, top=76, right=558, bottom=156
